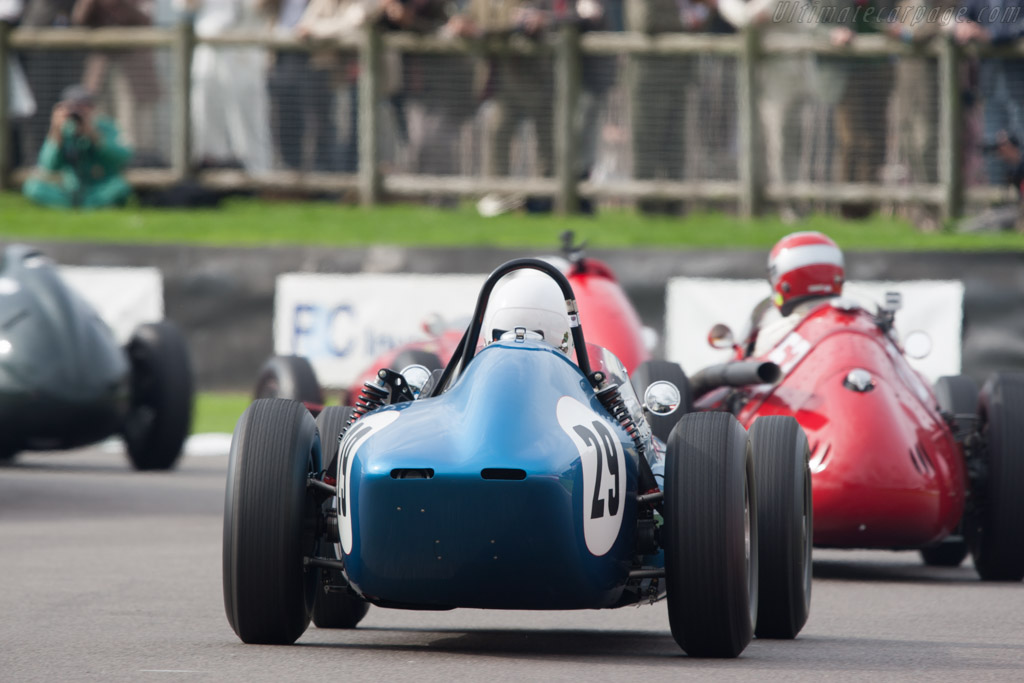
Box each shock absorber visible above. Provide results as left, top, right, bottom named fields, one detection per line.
left=347, top=368, right=419, bottom=432
left=595, top=384, right=644, bottom=457
left=351, top=381, right=388, bottom=424
left=595, top=381, right=660, bottom=501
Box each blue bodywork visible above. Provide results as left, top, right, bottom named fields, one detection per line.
left=339, top=340, right=653, bottom=610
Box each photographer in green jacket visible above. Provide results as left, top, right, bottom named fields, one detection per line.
left=22, top=85, right=132, bottom=209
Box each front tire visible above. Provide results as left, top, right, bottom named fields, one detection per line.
left=223, top=399, right=322, bottom=644
left=968, top=373, right=1024, bottom=581
left=663, top=412, right=756, bottom=657
left=312, top=406, right=370, bottom=629
left=920, top=538, right=969, bottom=567
left=747, top=416, right=812, bottom=639
left=122, top=321, right=194, bottom=471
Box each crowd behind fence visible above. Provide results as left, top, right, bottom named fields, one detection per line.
left=2, top=19, right=1024, bottom=219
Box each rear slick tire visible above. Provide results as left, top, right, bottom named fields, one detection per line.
left=663, top=412, right=757, bottom=658
left=223, top=399, right=322, bottom=644
left=747, top=416, right=812, bottom=639
left=311, top=406, right=370, bottom=629
left=969, top=373, right=1024, bottom=581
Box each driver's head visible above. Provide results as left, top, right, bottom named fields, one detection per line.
left=59, top=84, right=95, bottom=120
left=768, top=231, right=844, bottom=315
left=482, top=270, right=573, bottom=354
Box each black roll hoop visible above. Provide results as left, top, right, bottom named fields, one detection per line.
left=429, top=258, right=594, bottom=398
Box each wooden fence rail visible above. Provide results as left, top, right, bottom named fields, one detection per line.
left=1, top=23, right=1020, bottom=216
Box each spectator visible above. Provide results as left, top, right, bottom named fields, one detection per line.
left=446, top=0, right=553, bottom=189
left=719, top=0, right=816, bottom=221
left=448, top=0, right=603, bottom=212
left=816, top=0, right=899, bottom=217
left=988, top=129, right=1024, bottom=190
left=680, top=0, right=737, bottom=185
left=293, top=0, right=381, bottom=173
left=2, top=0, right=36, bottom=169
left=22, top=85, right=133, bottom=208
left=71, top=0, right=160, bottom=159
left=17, top=0, right=81, bottom=166
left=183, top=0, right=274, bottom=173
left=953, top=0, right=1024, bottom=184
left=384, top=0, right=470, bottom=181
left=882, top=0, right=955, bottom=187
left=961, top=129, right=1024, bottom=231
left=624, top=0, right=688, bottom=214
left=264, top=0, right=336, bottom=171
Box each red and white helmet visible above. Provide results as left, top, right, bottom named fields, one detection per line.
left=768, top=231, right=844, bottom=314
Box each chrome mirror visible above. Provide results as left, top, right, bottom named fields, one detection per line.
left=708, top=323, right=736, bottom=350
left=399, top=364, right=432, bottom=398
left=643, top=381, right=681, bottom=417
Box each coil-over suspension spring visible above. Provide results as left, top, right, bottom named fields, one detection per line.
left=351, top=381, right=388, bottom=424
left=595, top=384, right=644, bottom=458
left=595, top=382, right=662, bottom=500
left=345, top=368, right=418, bottom=436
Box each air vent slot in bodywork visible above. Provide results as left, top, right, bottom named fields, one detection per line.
left=390, top=468, right=434, bottom=479
left=909, top=444, right=935, bottom=476
left=481, top=468, right=527, bottom=480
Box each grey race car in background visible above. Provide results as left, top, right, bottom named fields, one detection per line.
left=0, top=244, right=194, bottom=470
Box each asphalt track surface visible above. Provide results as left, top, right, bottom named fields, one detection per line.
left=3, top=447, right=1023, bottom=682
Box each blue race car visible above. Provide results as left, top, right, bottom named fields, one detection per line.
left=223, top=259, right=811, bottom=657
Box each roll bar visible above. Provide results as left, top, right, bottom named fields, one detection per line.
left=428, top=258, right=593, bottom=398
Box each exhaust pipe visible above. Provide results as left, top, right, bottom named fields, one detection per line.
left=690, top=361, right=782, bottom=399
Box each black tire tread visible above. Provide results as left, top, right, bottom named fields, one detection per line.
left=254, top=355, right=324, bottom=404
left=748, top=415, right=812, bottom=639
left=123, top=321, right=194, bottom=471
left=920, top=540, right=969, bottom=567
left=971, top=373, right=1024, bottom=581
left=223, top=398, right=321, bottom=644
left=664, top=411, right=755, bottom=658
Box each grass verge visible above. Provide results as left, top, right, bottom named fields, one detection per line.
left=4, top=192, right=1024, bottom=251
left=192, top=392, right=251, bottom=435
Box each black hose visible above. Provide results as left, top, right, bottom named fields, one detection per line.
left=689, top=361, right=782, bottom=399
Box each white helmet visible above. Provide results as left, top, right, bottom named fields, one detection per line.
left=482, top=270, right=573, bottom=354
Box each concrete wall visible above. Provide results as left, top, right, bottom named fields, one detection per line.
left=20, top=242, right=1024, bottom=390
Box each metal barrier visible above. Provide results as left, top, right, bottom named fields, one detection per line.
left=1, top=23, right=1022, bottom=217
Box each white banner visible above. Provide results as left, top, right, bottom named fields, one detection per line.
left=59, top=266, right=164, bottom=344
left=665, top=278, right=964, bottom=384
left=273, top=273, right=485, bottom=388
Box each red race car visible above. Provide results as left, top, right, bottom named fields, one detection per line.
left=254, top=234, right=684, bottom=421
left=692, top=293, right=1024, bottom=581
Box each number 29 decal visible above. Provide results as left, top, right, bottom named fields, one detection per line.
left=557, top=396, right=627, bottom=556
left=337, top=410, right=400, bottom=555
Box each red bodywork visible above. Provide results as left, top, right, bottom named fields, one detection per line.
left=345, top=258, right=651, bottom=405
left=697, top=302, right=966, bottom=549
